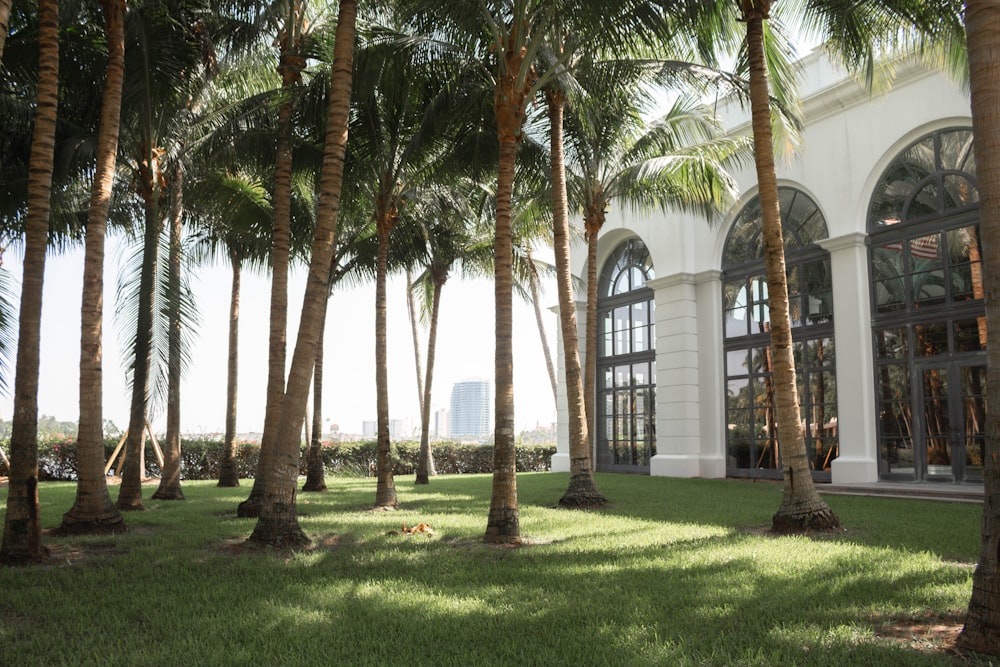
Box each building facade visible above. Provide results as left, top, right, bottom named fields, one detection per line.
left=552, top=52, right=983, bottom=486
left=449, top=379, right=492, bottom=440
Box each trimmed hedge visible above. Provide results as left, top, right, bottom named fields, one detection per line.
left=2, top=437, right=556, bottom=482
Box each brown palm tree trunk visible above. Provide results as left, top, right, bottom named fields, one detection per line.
left=485, top=33, right=528, bottom=544
left=741, top=1, right=837, bottom=532
left=374, top=217, right=399, bottom=508
left=0, top=0, right=58, bottom=564
left=301, top=294, right=328, bottom=492
left=416, top=275, right=443, bottom=484
left=248, top=0, right=356, bottom=547
left=238, top=17, right=302, bottom=519
left=218, top=250, right=242, bottom=487
left=583, top=213, right=600, bottom=441
left=153, top=165, right=185, bottom=500
left=958, top=0, right=1000, bottom=654
left=0, top=0, right=11, bottom=61
left=117, top=148, right=162, bottom=511
left=60, top=0, right=125, bottom=534
left=550, top=90, right=605, bottom=508
left=406, top=267, right=425, bottom=414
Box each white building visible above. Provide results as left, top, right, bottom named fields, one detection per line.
left=553, top=52, right=983, bottom=487
left=450, top=379, right=492, bottom=440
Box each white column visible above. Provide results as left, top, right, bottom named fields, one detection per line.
left=648, top=273, right=702, bottom=476
left=695, top=270, right=727, bottom=477
left=818, top=232, right=879, bottom=483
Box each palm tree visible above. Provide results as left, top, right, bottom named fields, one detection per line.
left=733, top=0, right=839, bottom=531
left=0, top=0, right=58, bottom=564
left=248, top=0, right=356, bottom=547
left=237, top=0, right=314, bottom=519
left=957, top=0, right=1000, bottom=654
left=152, top=164, right=187, bottom=501
left=59, top=0, right=127, bottom=534
left=114, top=0, right=218, bottom=511
left=409, top=184, right=494, bottom=484
left=349, top=25, right=460, bottom=508
left=0, top=0, right=11, bottom=61
left=412, top=0, right=680, bottom=543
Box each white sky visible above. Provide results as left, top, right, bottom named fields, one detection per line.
left=0, top=234, right=558, bottom=437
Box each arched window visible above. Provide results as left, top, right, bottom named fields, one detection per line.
left=722, top=187, right=838, bottom=480
left=596, top=238, right=656, bottom=472
left=869, top=127, right=984, bottom=483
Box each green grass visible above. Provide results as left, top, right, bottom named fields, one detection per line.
left=0, top=474, right=987, bottom=666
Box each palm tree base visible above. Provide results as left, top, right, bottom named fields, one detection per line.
left=414, top=474, right=429, bottom=485
left=301, top=479, right=327, bottom=492
left=558, top=489, right=608, bottom=509
left=236, top=497, right=262, bottom=518
left=958, top=616, right=1000, bottom=657
left=247, top=521, right=310, bottom=549
left=485, top=507, right=521, bottom=545
left=770, top=504, right=840, bottom=533
left=151, top=487, right=185, bottom=501
left=57, top=509, right=126, bottom=535
left=0, top=545, right=49, bottom=566
left=217, top=478, right=240, bottom=488
left=115, top=497, right=145, bottom=512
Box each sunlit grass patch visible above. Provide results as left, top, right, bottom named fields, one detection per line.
left=0, top=472, right=987, bottom=666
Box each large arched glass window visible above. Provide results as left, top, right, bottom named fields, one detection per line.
left=722, top=187, right=838, bottom=480
left=869, top=127, right=984, bottom=483
left=596, top=238, right=656, bottom=472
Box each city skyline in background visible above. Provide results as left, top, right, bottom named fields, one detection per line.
left=0, top=235, right=559, bottom=439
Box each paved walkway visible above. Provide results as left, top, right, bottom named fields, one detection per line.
left=819, top=481, right=984, bottom=504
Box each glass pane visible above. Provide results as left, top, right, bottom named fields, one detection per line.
left=615, top=365, right=631, bottom=388
left=635, top=389, right=649, bottom=417
left=911, top=268, right=946, bottom=308
left=614, top=306, right=631, bottom=355
left=922, top=367, right=952, bottom=477
left=913, top=322, right=948, bottom=357
left=725, top=308, right=747, bottom=338
left=723, top=280, right=747, bottom=310
left=908, top=234, right=942, bottom=267
left=727, top=377, right=750, bottom=412
left=962, top=365, right=986, bottom=482
left=633, top=324, right=647, bottom=353
left=955, top=318, right=987, bottom=352
left=632, top=362, right=651, bottom=386
left=905, top=181, right=941, bottom=219
left=632, top=301, right=650, bottom=326
left=728, top=409, right=751, bottom=469
left=875, top=328, right=908, bottom=360
left=726, top=349, right=751, bottom=376
left=602, top=367, right=614, bottom=390
left=942, top=173, right=979, bottom=212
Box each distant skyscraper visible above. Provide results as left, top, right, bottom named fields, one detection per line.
left=449, top=379, right=491, bottom=440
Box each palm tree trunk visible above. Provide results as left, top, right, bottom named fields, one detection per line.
left=416, top=276, right=443, bottom=484
left=0, top=0, right=11, bottom=62
left=958, top=0, right=1000, bottom=654
left=0, top=0, right=58, bottom=564
left=374, top=220, right=399, bottom=508
left=486, top=37, right=527, bottom=542
left=526, top=251, right=557, bottom=402
left=406, top=267, right=425, bottom=415
left=741, top=2, right=838, bottom=532
left=117, top=148, right=162, bottom=512
left=550, top=91, right=605, bottom=508
left=249, top=0, right=356, bottom=548
left=584, top=217, right=599, bottom=442
left=218, top=250, right=241, bottom=487
left=153, top=164, right=185, bottom=500
left=238, top=15, right=301, bottom=519
left=301, top=294, right=328, bottom=492
left=60, top=0, right=125, bottom=534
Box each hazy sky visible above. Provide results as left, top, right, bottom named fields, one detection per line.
left=0, top=234, right=559, bottom=437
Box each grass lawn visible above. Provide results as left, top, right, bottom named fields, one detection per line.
left=0, top=473, right=988, bottom=666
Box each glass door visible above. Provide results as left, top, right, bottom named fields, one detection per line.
left=916, top=361, right=985, bottom=483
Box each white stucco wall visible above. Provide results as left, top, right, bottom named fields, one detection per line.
left=554, top=52, right=972, bottom=484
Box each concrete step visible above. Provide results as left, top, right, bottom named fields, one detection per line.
left=819, top=482, right=983, bottom=504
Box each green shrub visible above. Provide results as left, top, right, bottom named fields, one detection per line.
left=14, top=437, right=555, bottom=481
